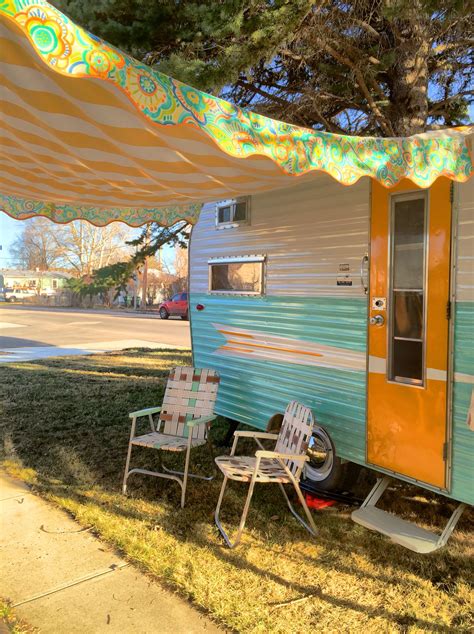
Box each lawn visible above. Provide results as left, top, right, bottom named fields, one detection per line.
left=1, top=349, right=473, bottom=633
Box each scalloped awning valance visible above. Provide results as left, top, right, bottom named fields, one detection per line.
left=0, top=0, right=472, bottom=227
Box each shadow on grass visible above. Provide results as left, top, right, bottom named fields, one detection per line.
left=0, top=336, right=56, bottom=348
left=25, top=477, right=469, bottom=634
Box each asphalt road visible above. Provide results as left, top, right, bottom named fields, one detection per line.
left=0, top=305, right=190, bottom=362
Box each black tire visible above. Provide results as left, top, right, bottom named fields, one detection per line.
left=304, top=425, right=360, bottom=492
left=159, top=307, right=169, bottom=319
left=180, top=312, right=188, bottom=320
left=8, top=296, right=16, bottom=303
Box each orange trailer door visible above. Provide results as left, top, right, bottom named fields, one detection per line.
left=367, top=178, right=452, bottom=488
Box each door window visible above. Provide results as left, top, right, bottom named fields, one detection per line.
left=389, top=193, right=427, bottom=385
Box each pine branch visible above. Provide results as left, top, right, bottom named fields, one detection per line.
left=321, top=42, right=394, bottom=136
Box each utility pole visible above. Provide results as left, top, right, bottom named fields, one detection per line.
left=133, top=272, right=138, bottom=310
left=141, top=225, right=149, bottom=310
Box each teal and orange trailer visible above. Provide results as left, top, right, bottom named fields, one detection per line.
left=1, top=0, right=472, bottom=553
left=189, top=171, right=473, bottom=551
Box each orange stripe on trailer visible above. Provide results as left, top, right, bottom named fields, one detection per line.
left=217, top=329, right=254, bottom=339
left=225, top=339, right=323, bottom=358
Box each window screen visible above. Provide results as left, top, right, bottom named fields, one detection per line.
left=217, top=205, right=232, bottom=224
left=233, top=201, right=247, bottom=221
left=209, top=259, right=264, bottom=294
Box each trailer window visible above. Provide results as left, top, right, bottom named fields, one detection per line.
left=388, top=193, right=427, bottom=386
left=208, top=256, right=265, bottom=294
left=216, top=198, right=249, bottom=228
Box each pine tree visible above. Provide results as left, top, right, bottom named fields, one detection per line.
left=70, top=222, right=189, bottom=301
left=55, top=0, right=473, bottom=136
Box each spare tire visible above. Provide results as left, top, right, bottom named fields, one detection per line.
left=305, top=425, right=357, bottom=491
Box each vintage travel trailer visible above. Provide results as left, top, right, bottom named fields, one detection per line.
left=189, top=173, right=473, bottom=552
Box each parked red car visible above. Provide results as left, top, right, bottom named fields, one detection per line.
left=158, top=292, right=188, bottom=320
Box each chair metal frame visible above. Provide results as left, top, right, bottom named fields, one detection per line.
left=122, top=367, right=219, bottom=508
left=214, top=401, right=317, bottom=548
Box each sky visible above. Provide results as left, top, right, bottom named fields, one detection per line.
left=0, top=213, right=23, bottom=267
left=0, top=213, right=176, bottom=271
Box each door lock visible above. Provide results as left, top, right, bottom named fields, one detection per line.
left=369, top=314, right=385, bottom=326
left=371, top=297, right=387, bottom=310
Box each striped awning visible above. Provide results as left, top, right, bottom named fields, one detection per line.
left=0, top=1, right=472, bottom=227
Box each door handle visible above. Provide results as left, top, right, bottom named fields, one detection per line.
left=369, top=315, right=385, bottom=326
left=360, top=253, right=369, bottom=295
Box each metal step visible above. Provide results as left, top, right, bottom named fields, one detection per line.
left=351, top=476, right=466, bottom=554
left=353, top=507, right=442, bottom=553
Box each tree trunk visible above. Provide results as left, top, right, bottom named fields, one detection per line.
left=387, top=8, right=430, bottom=136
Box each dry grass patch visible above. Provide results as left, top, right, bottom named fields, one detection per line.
left=0, top=600, right=37, bottom=634
left=1, top=349, right=473, bottom=633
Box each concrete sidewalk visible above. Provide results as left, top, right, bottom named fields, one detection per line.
left=0, top=473, right=221, bottom=633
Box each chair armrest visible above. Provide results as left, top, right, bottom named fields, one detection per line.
left=129, top=406, right=161, bottom=419
left=234, top=431, right=279, bottom=440
left=255, top=450, right=309, bottom=463
left=230, top=430, right=279, bottom=456
left=186, top=415, right=216, bottom=428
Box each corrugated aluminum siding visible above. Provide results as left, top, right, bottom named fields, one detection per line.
left=451, top=177, right=474, bottom=505
left=190, top=176, right=370, bottom=464
left=190, top=175, right=473, bottom=503
left=191, top=178, right=370, bottom=298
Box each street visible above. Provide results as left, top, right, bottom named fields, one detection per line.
left=0, top=305, right=190, bottom=362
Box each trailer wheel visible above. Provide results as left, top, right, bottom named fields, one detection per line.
left=305, top=426, right=353, bottom=491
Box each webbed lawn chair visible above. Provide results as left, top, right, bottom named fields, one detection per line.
left=214, top=400, right=317, bottom=548
left=122, top=366, right=220, bottom=507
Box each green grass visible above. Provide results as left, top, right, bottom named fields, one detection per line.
left=1, top=349, right=473, bottom=633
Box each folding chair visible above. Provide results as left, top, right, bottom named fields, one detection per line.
left=123, top=366, right=220, bottom=507
left=214, top=400, right=317, bottom=548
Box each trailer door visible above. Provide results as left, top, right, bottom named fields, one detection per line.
left=367, top=178, right=452, bottom=488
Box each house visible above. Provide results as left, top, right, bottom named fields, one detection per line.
left=0, top=269, right=71, bottom=294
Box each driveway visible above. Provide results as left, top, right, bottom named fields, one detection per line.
left=0, top=306, right=191, bottom=362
